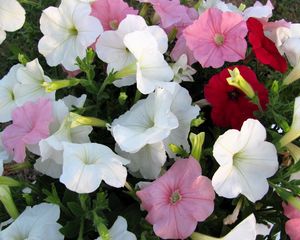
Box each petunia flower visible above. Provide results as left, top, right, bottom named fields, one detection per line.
left=198, top=0, right=240, bottom=15
left=0, top=132, right=12, bottom=176
left=204, top=65, right=268, bottom=129
left=95, top=216, right=137, bottom=240
left=0, top=0, right=25, bottom=44
left=14, top=58, right=55, bottom=106
left=183, top=8, right=248, bottom=68
left=242, top=0, right=273, bottom=20
left=0, top=64, right=22, bottom=123
left=280, top=96, right=300, bottom=147
left=2, top=98, right=53, bottom=163
left=60, top=142, right=129, bottom=193
left=38, top=0, right=103, bottom=71
left=111, top=88, right=178, bottom=153
left=0, top=203, right=63, bottom=240
left=212, top=119, right=278, bottom=202
left=136, top=157, right=215, bottom=239
left=91, top=0, right=138, bottom=31
left=116, top=142, right=167, bottom=179
left=247, top=17, right=288, bottom=73
left=191, top=214, right=257, bottom=240
left=172, top=54, right=196, bottom=83
left=283, top=201, right=300, bottom=240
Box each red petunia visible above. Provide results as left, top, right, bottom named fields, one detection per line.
left=247, top=17, right=288, bottom=73
left=204, top=65, right=269, bottom=129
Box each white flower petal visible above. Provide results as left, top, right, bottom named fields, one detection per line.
left=116, top=142, right=167, bottom=179
left=34, top=157, right=62, bottom=179
left=0, top=0, right=25, bottom=32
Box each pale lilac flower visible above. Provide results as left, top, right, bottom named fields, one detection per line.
left=2, top=98, right=53, bottom=163
left=0, top=0, right=25, bottom=44
left=0, top=203, right=63, bottom=240
left=38, top=0, right=103, bottom=71
left=212, top=119, right=278, bottom=202
left=137, top=157, right=215, bottom=239
left=183, top=8, right=248, bottom=68
left=91, top=0, right=137, bottom=31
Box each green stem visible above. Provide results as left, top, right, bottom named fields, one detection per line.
left=139, top=3, right=149, bottom=18
left=97, top=73, right=116, bottom=102
left=77, top=218, right=84, bottom=240
left=6, top=161, right=31, bottom=172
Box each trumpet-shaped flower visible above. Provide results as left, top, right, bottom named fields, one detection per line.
left=60, top=142, right=129, bottom=193
left=2, top=98, right=53, bottom=163
left=242, top=0, right=273, bottom=20
left=0, top=64, right=22, bottom=122
left=116, top=142, right=167, bottom=179
left=280, top=96, right=300, bottom=147
left=0, top=132, right=12, bottom=176
left=163, top=83, right=200, bottom=157
left=136, top=157, right=215, bottom=239
left=122, top=30, right=174, bottom=94
left=191, top=214, right=257, bottom=240
left=38, top=0, right=103, bottom=71
left=14, top=58, right=55, bottom=106
left=212, top=119, right=278, bottom=202
left=111, top=88, right=178, bottom=153
left=183, top=8, right=248, bottom=68
left=0, top=0, right=25, bottom=44
left=96, top=14, right=169, bottom=89
left=0, top=203, right=63, bottom=240
left=91, top=0, right=138, bottom=31
left=96, top=216, right=137, bottom=240
left=247, top=17, right=288, bottom=73
left=172, top=54, right=196, bottom=83
left=283, top=201, right=300, bottom=240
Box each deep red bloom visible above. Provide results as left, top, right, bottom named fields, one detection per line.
left=247, top=17, right=288, bottom=73
left=204, top=65, right=269, bottom=129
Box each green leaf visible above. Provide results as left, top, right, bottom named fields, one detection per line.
left=67, top=202, right=85, bottom=217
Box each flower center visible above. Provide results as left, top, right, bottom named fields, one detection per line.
left=214, top=33, right=224, bottom=46
left=109, top=20, right=119, bottom=30
left=69, top=26, right=78, bottom=36
left=170, top=190, right=182, bottom=204
left=227, top=90, right=240, bottom=101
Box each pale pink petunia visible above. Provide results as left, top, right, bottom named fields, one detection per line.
left=286, top=218, right=300, bottom=240
left=283, top=200, right=300, bottom=240
left=136, top=157, right=215, bottom=239
left=91, top=0, right=138, bottom=31
left=183, top=8, right=248, bottom=68
left=2, top=98, right=53, bottom=163
left=283, top=200, right=300, bottom=219
left=171, top=34, right=197, bottom=65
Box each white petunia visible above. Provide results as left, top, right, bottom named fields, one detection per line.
left=163, top=83, right=200, bottom=157
left=116, top=143, right=166, bottom=179
left=280, top=96, right=300, bottom=146
left=122, top=30, right=174, bottom=94
left=38, top=0, right=103, bottom=71
left=0, top=0, right=25, bottom=44
left=242, top=0, right=274, bottom=20
left=111, top=88, right=178, bottom=153
left=62, top=94, right=87, bottom=110
left=0, top=203, right=63, bottom=240
left=60, top=142, right=129, bottom=193
left=0, top=64, right=22, bottom=122
left=222, top=214, right=257, bottom=240
left=0, top=132, right=12, bottom=176
left=96, top=216, right=136, bottom=240
left=172, top=54, right=196, bottom=83
left=198, top=0, right=240, bottom=14
left=14, top=58, right=55, bottom=106
left=212, top=119, right=278, bottom=202
left=96, top=14, right=167, bottom=72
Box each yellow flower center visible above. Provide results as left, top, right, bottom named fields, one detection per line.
left=214, top=33, right=224, bottom=46
left=170, top=190, right=182, bottom=204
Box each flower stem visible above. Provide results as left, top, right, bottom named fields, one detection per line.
left=77, top=218, right=84, bottom=240
left=134, top=90, right=142, bottom=103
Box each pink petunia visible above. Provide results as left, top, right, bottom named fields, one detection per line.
left=183, top=8, right=248, bottom=68
left=91, top=0, right=138, bottom=31
left=136, top=157, right=215, bottom=239
left=2, top=98, right=53, bottom=163
left=283, top=200, right=300, bottom=240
